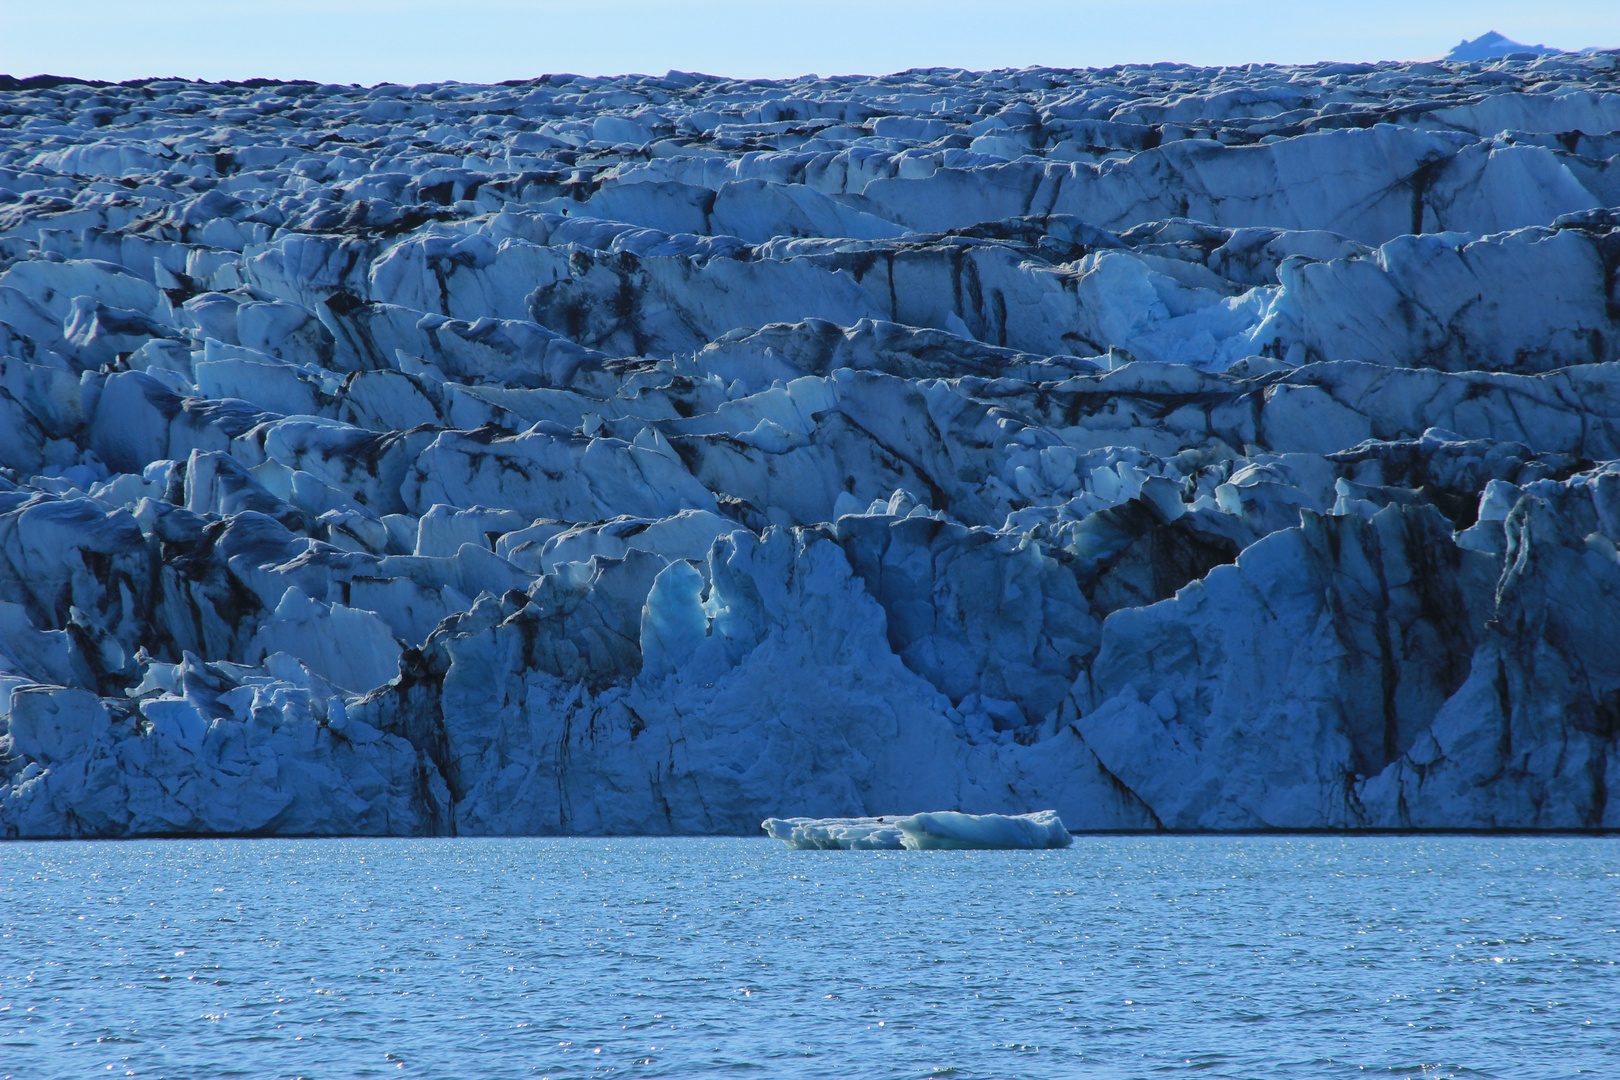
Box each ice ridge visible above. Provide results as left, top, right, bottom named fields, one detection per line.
left=3, top=51, right=1620, bottom=837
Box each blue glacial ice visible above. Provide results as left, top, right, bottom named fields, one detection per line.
left=3, top=50, right=1620, bottom=837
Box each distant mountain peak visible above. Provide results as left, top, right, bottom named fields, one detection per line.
left=1446, top=31, right=1563, bottom=62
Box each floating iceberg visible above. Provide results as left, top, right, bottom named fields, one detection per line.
left=762, top=811, right=1073, bottom=850
left=761, top=817, right=907, bottom=850
left=898, top=810, right=1074, bottom=850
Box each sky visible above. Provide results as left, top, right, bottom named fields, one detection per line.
left=3, top=0, right=1618, bottom=85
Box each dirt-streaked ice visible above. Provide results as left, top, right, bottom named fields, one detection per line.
left=3, top=51, right=1620, bottom=836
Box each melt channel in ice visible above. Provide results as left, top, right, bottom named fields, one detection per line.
left=762, top=811, right=1073, bottom=850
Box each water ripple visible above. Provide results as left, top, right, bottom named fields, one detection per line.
left=0, top=836, right=1615, bottom=1079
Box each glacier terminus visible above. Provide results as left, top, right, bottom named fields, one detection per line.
left=2, top=48, right=1620, bottom=837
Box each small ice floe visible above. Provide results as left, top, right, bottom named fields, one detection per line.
left=761, top=810, right=1072, bottom=850
left=761, top=816, right=907, bottom=849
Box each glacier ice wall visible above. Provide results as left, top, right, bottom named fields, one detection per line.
left=2, top=52, right=1620, bottom=836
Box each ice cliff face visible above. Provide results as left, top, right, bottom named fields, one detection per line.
left=3, top=52, right=1620, bottom=836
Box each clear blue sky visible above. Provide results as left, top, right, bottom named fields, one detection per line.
left=3, top=1, right=1618, bottom=84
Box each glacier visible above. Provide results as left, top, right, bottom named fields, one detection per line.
left=2, top=49, right=1620, bottom=837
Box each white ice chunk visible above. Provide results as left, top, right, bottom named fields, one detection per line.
left=761, top=816, right=906, bottom=850
left=894, top=810, right=1074, bottom=849
left=762, top=810, right=1072, bottom=850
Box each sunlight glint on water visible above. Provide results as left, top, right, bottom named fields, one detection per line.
left=0, top=836, right=1614, bottom=1079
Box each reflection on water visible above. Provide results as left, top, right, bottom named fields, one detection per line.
left=0, top=835, right=1615, bottom=1079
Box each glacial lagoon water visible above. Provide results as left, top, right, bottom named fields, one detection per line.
left=0, top=836, right=1614, bottom=1080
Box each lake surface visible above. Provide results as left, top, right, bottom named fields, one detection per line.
left=0, top=835, right=1614, bottom=1079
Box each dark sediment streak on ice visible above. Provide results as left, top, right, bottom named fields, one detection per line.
left=2, top=51, right=1620, bottom=836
